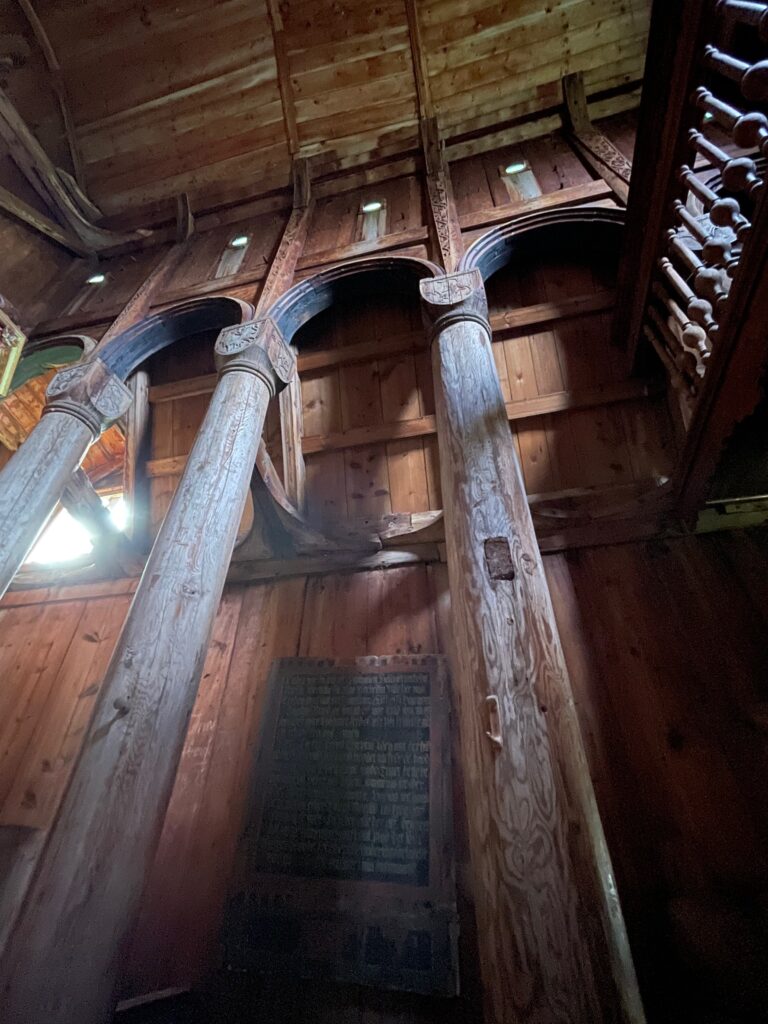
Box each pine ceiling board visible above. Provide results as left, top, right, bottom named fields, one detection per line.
left=290, top=47, right=413, bottom=99
left=298, top=101, right=419, bottom=153
left=40, top=4, right=273, bottom=126
left=80, top=94, right=285, bottom=171
left=421, top=0, right=638, bottom=74
left=97, top=141, right=292, bottom=216
left=287, top=27, right=410, bottom=76
left=441, top=53, right=647, bottom=140
left=279, top=0, right=408, bottom=49
left=428, top=11, right=648, bottom=104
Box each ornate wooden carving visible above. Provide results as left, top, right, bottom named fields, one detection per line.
left=422, top=118, right=463, bottom=273
left=562, top=72, right=632, bottom=203
left=215, top=318, right=296, bottom=395
left=44, top=357, right=132, bottom=436
left=0, top=296, right=26, bottom=396
left=420, top=268, right=489, bottom=341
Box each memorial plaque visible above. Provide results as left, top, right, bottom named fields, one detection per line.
left=223, top=656, right=458, bottom=995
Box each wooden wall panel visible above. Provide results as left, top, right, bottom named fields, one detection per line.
left=1, top=528, right=767, bottom=1020
left=0, top=211, right=73, bottom=322
left=119, top=565, right=479, bottom=1023
left=545, top=532, right=768, bottom=1024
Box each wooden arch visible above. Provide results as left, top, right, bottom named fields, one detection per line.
left=460, top=205, right=625, bottom=281
left=265, top=254, right=442, bottom=344
left=97, top=295, right=255, bottom=380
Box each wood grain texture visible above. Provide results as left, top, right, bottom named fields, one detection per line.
left=0, top=368, right=273, bottom=1022
left=430, top=294, right=643, bottom=1022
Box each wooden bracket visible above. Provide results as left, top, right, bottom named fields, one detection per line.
left=562, top=72, right=632, bottom=205
left=174, top=193, right=195, bottom=242
left=421, top=116, right=464, bottom=272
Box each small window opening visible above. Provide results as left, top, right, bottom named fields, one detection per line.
left=499, top=157, right=539, bottom=201
left=357, top=198, right=387, bottom=241
left=26, top=493, right=127, bottom=565
left=216, top=232, right=252, bottom=278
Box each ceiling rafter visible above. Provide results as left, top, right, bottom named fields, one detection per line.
left=16, top=0, right=86, bottom=191
left=0, top=86, right=150, bottom=252
left=265, top=0, right=301, bottom=157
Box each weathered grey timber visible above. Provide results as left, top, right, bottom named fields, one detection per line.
left=0, top=318, right=295, bottom=1023
left=423, top=269, right=645, bottom=1024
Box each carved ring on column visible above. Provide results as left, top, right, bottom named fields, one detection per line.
left=215, top=317, right=296, bottom=396
left=44, top=357, right=132, bottom=436
left=419, top=268, right=491, bottom=343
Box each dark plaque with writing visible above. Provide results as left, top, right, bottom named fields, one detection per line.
left=223, top=656, right=458, bottom=995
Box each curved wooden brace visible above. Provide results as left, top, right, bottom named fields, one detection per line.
left=236, top=255, right=443, bottom=555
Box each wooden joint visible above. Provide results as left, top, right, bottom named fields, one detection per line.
left=215, top=318, right=296, bottom=395
left=43, top=358, right=132, bottom=436
left=419, top=269, right=490, bottom=342
left=484, top=538, right=516, bottom=581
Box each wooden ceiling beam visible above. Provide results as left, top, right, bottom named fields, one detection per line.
left=16, top=0, right=86, bottom=191
left=266, top=0, right=300, bottom=157
left=0, top=181, right=87, bottom=254
left=0, top=86, right=150, bottom=252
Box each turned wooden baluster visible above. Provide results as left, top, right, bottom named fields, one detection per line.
left=0, top=318, right=296, bottom=1024
left=688, top=130, right=764, bottom=197
left=695, top=88, right=768, bottom=155
left=679, top=165, right=751, bottom=240
left=667, top=230, right=731, bottom=319
left=659, top=256, right=720, bottom=339
left=674, top=201, right=740, bottom=272
left=0, top=358, right=131, bottom=597
left=652, top=281, right=710, bottom=370
left=703, top=44, right=768, bottom=102
left=717, top=0, right=768, bottom=40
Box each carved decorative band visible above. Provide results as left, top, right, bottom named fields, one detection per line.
left=43, top=358, right=132, bottom=437
left=419, top=269, right=491, bottom=344
left=215, top=317, right=296, bottom=396
left=426, top=311, right=492, bottom=343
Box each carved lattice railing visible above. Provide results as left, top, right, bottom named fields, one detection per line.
left=617, top=0, right=768, bottom=428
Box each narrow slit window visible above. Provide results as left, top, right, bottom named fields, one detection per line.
left=216, top=233, right=252, bottom=278
left=499, top=158, right=540, bottom=201
left=357, top=199, right=388, bottom=241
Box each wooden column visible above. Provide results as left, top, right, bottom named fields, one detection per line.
left=0, top=357, right=131, bottom=597
left=0, top=318, right=295, bottom=1023
left=422, top=270, right=644, bottom=1024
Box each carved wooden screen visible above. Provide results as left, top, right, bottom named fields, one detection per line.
left=223, top=655, right=458, bottom=996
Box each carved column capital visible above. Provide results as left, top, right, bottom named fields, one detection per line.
left=215, top=317, right=296, bottom=396
left=419, top=269, right=491, bottom=343
left=44, top=357, right=132, bottom=437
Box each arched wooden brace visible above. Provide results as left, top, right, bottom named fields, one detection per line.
left=420, top=217, right=644, bottom=1024
left=0, top=316, right=295, bottom=1024
left=0, top=296, right=252, bottom=599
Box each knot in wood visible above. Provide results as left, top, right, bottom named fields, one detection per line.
left=419, top=269, right=490, bottom=344
left=44, top=357, right=132, bottom=437
left=215, top=317, right=295, bottom=395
